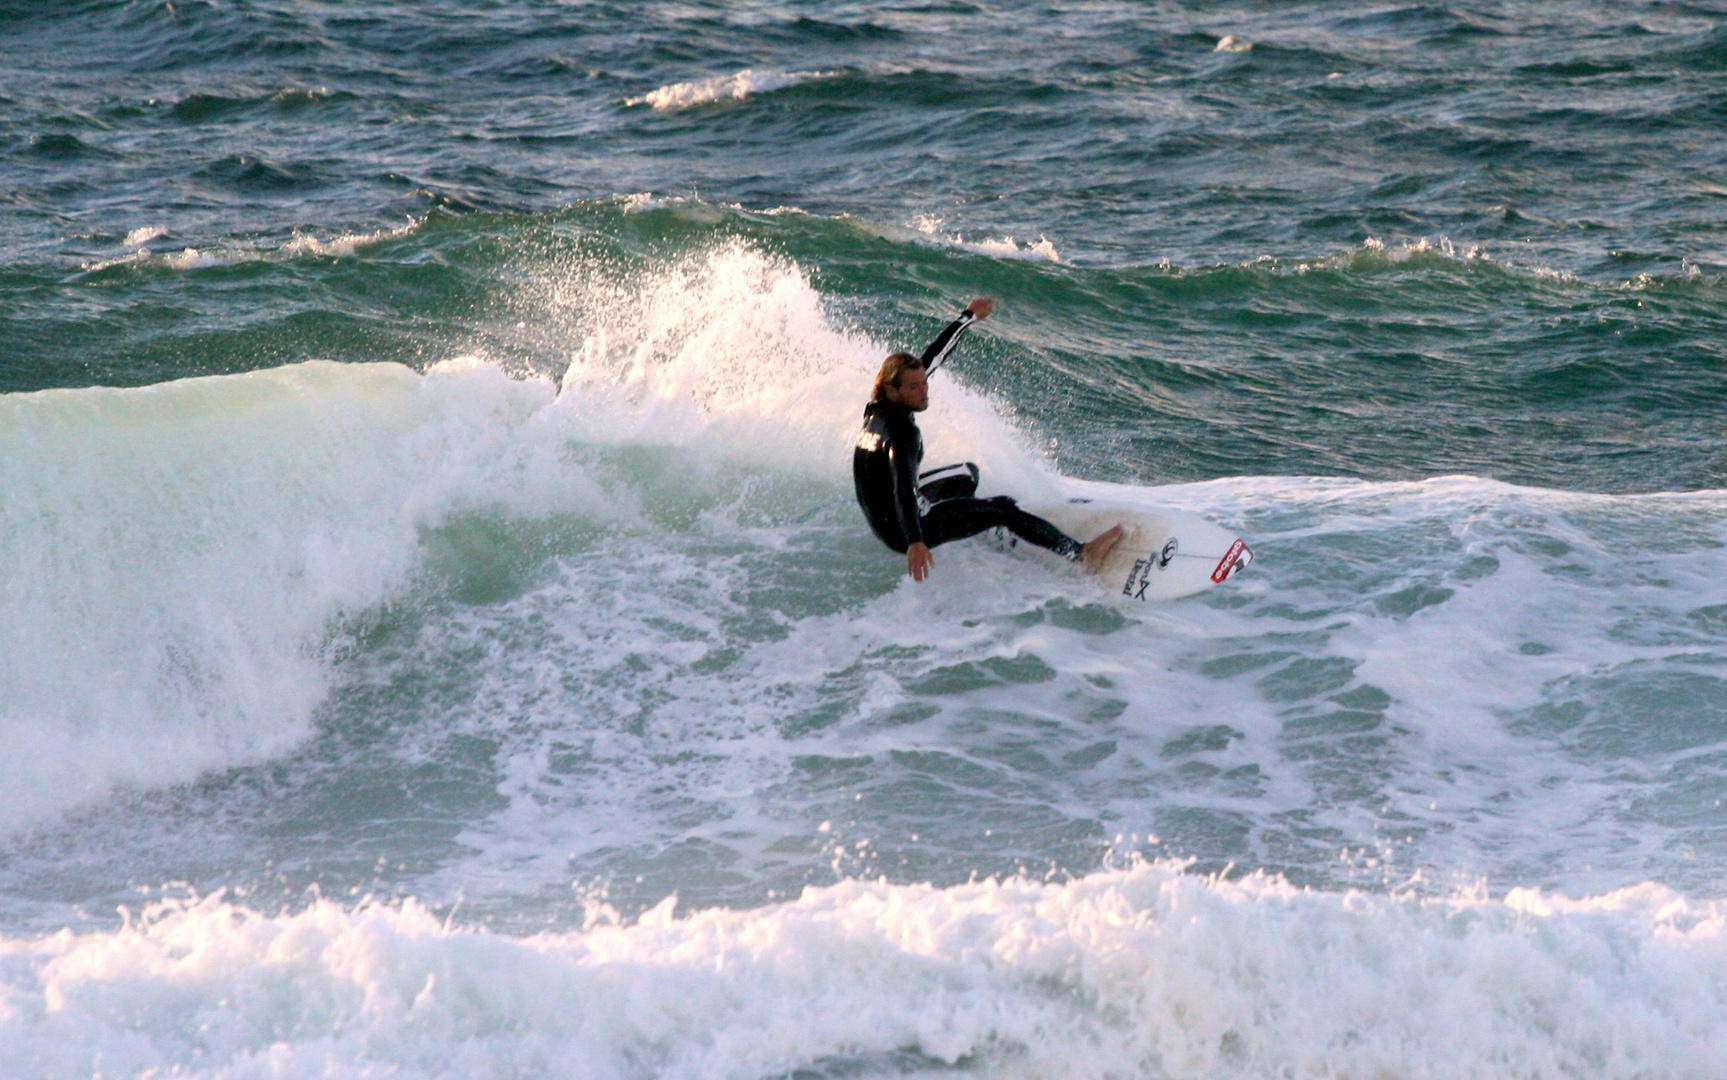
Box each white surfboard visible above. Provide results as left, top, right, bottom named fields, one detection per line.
left=1021, top=498, right=1253, bottom=602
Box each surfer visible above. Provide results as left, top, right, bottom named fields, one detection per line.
left=853, top=297, right=1124, bottom=582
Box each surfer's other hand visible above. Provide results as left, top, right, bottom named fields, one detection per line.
left=966, top=296, right=995, bottom=319
left=907, top=542, right=934, bottom=582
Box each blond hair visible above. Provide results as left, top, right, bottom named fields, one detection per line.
left=872, top=352, right=922, bottom=401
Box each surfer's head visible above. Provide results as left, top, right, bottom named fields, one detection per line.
left=873, top=352, right=929, bottom=411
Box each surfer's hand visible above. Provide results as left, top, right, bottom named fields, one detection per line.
left=907, top=542, right=934, bottom=582
left=966, top=296, right=995, bottom=319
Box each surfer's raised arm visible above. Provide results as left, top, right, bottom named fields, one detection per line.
left=919, top=296, right=994, bottom=376
left=852, top=296, right=1123, bottom=583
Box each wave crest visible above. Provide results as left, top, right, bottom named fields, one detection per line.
left=627, top=69, right=834, bottom=110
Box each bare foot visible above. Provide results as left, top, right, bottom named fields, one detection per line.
left=1080, top=524, right=1124, bottom=575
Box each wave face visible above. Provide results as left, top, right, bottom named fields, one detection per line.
left=0, top=359, right=572, bottom=833
left=7, top=1, right=1727, bottom=1076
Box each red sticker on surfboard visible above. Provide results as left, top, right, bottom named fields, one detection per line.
left=1211, top=538, right=1249, bottom=583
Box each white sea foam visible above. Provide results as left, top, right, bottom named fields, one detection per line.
left=122, top=225, right=168, bottom=247
left=78, top=247, right=154, bottom=272
left=79, top=245, right=222, bottom=273
left=161, top=246, right=227, bottom=269
left=618, top=191, right=674, bottom=214
left=280, top=220, right=420, bottom=258
left=80, top=222, right=422, bottom=273
left=3, top=862, right=1725, bottom=1079
left=1291, top=236, right=1486, bottom=274
left=912, top=215, right=1062, bottom=262
left=371, top=458, right=1727, bottom=920
left=628, top=69, right=833, bottom=111
left=393, top=431, right=1727, bottom=915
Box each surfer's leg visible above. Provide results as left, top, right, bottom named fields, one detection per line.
left=921, top=496, right=1084, bottom=561
left=916, top=462, right=979, bottom=503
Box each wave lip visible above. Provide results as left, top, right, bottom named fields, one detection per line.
left=627, top=68, right=834, bottom=110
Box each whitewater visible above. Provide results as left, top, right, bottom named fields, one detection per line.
left=8, top=865, right=1727, bottom=1079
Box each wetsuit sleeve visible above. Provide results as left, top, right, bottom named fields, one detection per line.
left=889, top=436, right=924, bottom=545
left=919, top=310, right=977, bottom=376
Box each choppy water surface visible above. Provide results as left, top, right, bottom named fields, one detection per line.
left=5, top=2, right=1727, bottom=1077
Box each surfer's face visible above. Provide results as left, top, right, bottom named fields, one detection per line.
left=888, top=366, right=929, bottom=411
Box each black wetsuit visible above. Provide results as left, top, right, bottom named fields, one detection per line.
left=852, top=313, right=1083, bottom=561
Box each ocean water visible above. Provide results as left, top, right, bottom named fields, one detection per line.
left=5, top=1, right=1727, bottom=1076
